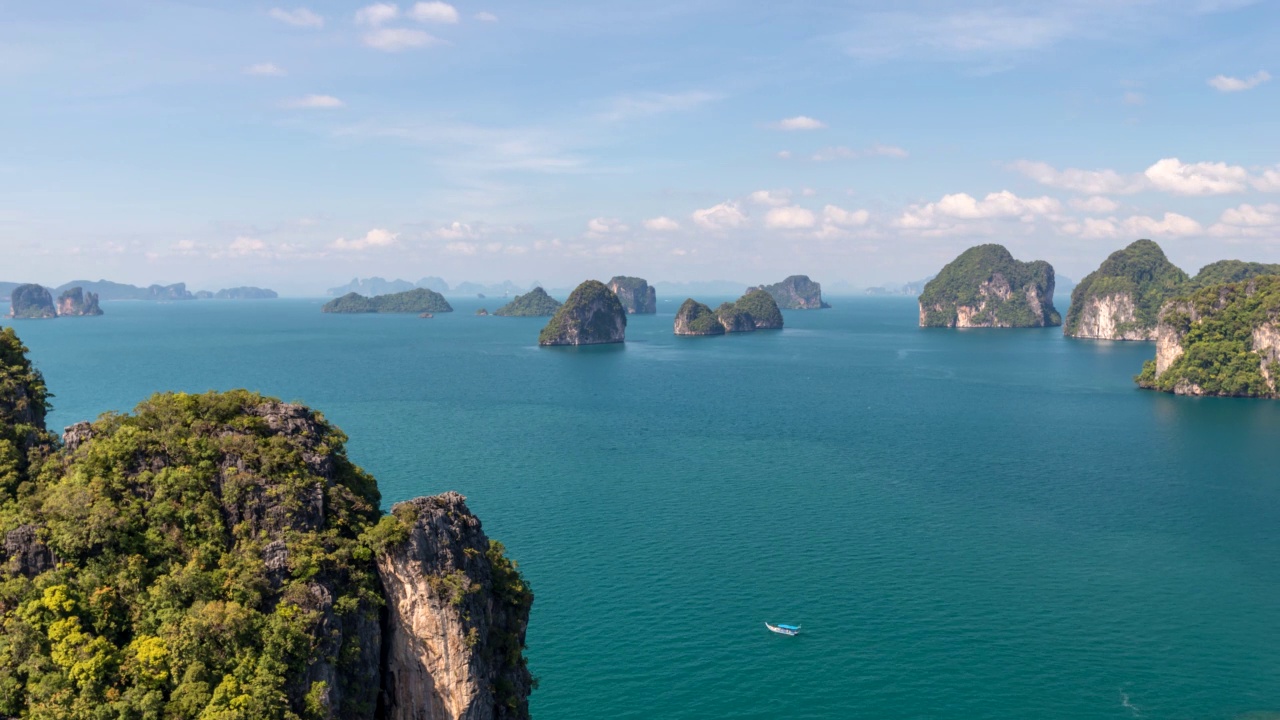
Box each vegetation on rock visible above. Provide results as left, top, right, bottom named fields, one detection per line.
left=750, top=276, right=829, bottom=310
left=1189, top=260, right=1280, bottom=290
left=538, top=281, right=626, bottom=346
left=8, top=286, right=56, bottom=320
left=673, top=300, right=725, bottom=336
left=494, top=288, right=561, bottom=317
left=731, top=289, right=783, bottom=329
left=55, top=288, right=103, bottom=317
left=919, top=245, right=1060, bottom=327
left=1064, top=239, right=1189, bottom=337
left=605, top=277, right=656, bottom=314
left=322, top=288, right=453, bottom=314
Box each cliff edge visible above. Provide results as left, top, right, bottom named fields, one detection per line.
left=919, top=244, right=1060, bottom=328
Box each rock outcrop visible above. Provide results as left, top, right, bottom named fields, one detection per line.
left=214, top=286, right=278, bottom=300
left=607, top=277, right=657, bottom=314
left=324, top=288, right=454, bottom=314
left=495, top=287, right=561, bottom=317
left=8, top=284, right=56, bottom=319
left=55, top=287, right=103, bottom=316
left=1064, top=239, right=1189, bottom=340
left=377, top=494, right=533, bottom=720
left=1138, top=275, right=1280, bottom=398
left=731, top=289, right=783, bottom=329
left=538, top=280, right=626, bottom=346
left=673, top=299, right=725, bottom=336
left=750, top=275, right=829, bottom=310
left=919, top=245, right=1060, bottom=328
left=715, top=304, right=756, bottom=333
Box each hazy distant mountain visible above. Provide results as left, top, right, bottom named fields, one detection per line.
left=56, top=280, right=193, bottom=301
left=326, top=277, right=416, bottom=297
left=864, top=276, right=935, bottom=297
left=416, top=276, right=450, bottom=293
left=652, top=280, right=748, bottom=297
left=214, top=287, right=278, bottom=300
left=450, top=281, right=526, bottom=297
left=1056, top=275, right=1076, bottom=294
left=0, top=282, right=21, bottom=301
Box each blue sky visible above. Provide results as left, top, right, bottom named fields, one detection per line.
left=2, top=0, right=1278, bottom=294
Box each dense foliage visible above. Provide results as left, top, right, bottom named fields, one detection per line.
left=0, top=329, right=54, bottom=497
left=1137, top=275, right=1280, bottom=397
left=674, top=300, right=724, bottom=335
left=918, top=244, right=1060, bottom=327
left=1064, top=239, right=1189, bottom=335
left=538, top=281, right=626, bottom=345
left=731, top=289, right=783, bottom=329
left=1189, top=260, right=1280, bottom=290
left=494, top=288, right=561, bottom=317
left=9, top=286, right=56, bottom=320
left=752, top=276, right=828, bottom=309
left=321, top=289, right=452, bottom=314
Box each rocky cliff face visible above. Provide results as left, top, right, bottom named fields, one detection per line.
left=55, top=287, right=103, bottom=316
left=7, top=284, right=56, bottom=319
left=607, top=277, right=657, bottom=314
left=1070, top=293, right=1150, bottom=340
left=1139, top=276, right=1280, bottom=397
left=715, top=304, right=756, bottom=333
left=918, top=245, right=1060, bottom=328
left=751, top=275, right=829, bottom=310
left=377, top=494, right=533, bottom=720
left=538, top=280, right=627, bottom=345
left=673, top=299, right=725, bottom=336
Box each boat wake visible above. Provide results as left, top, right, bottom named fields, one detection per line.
left=1120, top=688, right=1141, bottom=717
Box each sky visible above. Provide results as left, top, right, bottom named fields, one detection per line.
left=2, top=0, right=1278, bottom=295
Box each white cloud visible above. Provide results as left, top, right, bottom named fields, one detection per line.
left=764, top=206, right=817, bottom=229
left=1144, top=157, right=1250, bottom=196
left=1122, top=212, right=1202, bottom=237
left=433, top=222, right=477, bottom=240
left=823, top=204, right=870, bottom=227
left=643, top=216, right=680, bottom=231
left=355, top=2, right=399, bottom=26
left=773, top=116, right=826, bottom=131
left=362, top=28, right=439, bottom=51
left=1010, top=159, right=1146, bottom=194
left=692, top=201, right=748, bottom=231
left=281, top=94, right=345, bottom=109
left=444, top=241, right=478, bottom=255
left=776, top=150, right=793, bottom=160
left=1254, top=168, right=1280, bottom=192
left=409, top=1, right=459, bottom=23
left=749, top=189, right=792, bottom=207
left=812, top=144, right=908, bottom=161
left=475, top=11, right=498, bottom=22
left=329, top=228, right=399, bottom=251
left=244, top=62, right=286, bottom=76
left=598, top=91, right=718, bottom=122
left=1209, top=203, right=1280, bottom=237
left=586, top=217, right=628, bottom=236
left=1069, top=196, right=1120, bottom=213
left=1208, top=71, right=1271, bottom=93
left=228, top=236, right=267, bottom=256
left=269, top=7, right=324, bottom=28
left=900, top=190, right=1061, bottom=228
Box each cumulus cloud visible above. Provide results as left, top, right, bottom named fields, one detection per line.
left=432, top=222, right=477, bottom=240
left=362, top=28, right=439, bottom=51
left=1208, top=71, right=1271, bottom=93
left=355, top=2, right=399, bottom=26
left=812, top=144, right=908, bottom=161
left=329, top=228, right=399, bottom=251
left=823, top=204, right=870, bottom=227
left=228, top=236, right=267, bottom=256
left=773, top=116, right=826, bottom=131
left=281, top=94, right=344, bottom=109
left=749, top=189, right=792, bottom=207
left=1254, top=168, right=1280, bottom=192
left=408, top=1, right=459, bottom=23
left=692, top=201, right=748, bottom=231
left=244, top=62, right=286, bottom=76
left=764, top=206, right=817, bottom=229
left=586, top=217, right=628, bottom=236
left=475, top=11, right=498, bottom=21
left=444, top=241, right=477, bottom=255
left=1069, top=196, right=1120, bottom=213
left=1010, top=160, right=1146, bottom=194
left=644, top=216, right=680, bottom=231
left=898, top=190, right=1061, bottom=228
left=1143, top=158, right=1250, bottom=196
left=1060, top=213, right=1203, bottom=239
left=1208, top=203, right=1280, bottom=237
left=269, top=7, right=324, bottom=27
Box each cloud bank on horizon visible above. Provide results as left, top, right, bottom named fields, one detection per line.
left=1, top=0, right=1277, bottom=293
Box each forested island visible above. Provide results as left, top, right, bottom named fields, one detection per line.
left=0, top=328, right=533, bottom=718
left=751, top=275, right=829, bottom=309
left=322, top=288, right=453, bottom=314
left=918, top=245, right=1060, bottom=328
left=495, top=287, right=562, bottom=317
left=8, top=285, right=103, bottom=319
left=606, top=277, right=656, bottom=314
left=538, top=281, right=626, bottom=346
left=674, top=289, right=784, bottom=336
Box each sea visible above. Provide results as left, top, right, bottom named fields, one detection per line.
left=3, top=295, right=1279, bottom=720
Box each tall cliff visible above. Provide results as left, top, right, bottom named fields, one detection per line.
left=538, top=280, right=627, bottom=346
left=918, top=244, right=1060, bottom=328
left=7, top=284, right=56, bottom=319
left=606, top=277, right=656, bottom=314
left=56, top=287, right=103, bottom=316
left=1064, top=239, right=1189, bottom=340
left=1137, top=275, right=1280, bottom=398
left=0, top=331, right=533, bottom=719
left=673, top=299, right=725, bottom=336
left=750, top=276, right=829, bottom=310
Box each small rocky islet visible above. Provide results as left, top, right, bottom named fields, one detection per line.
left=494, top=286, right=562, bottom=317
left=751, top=275, right=829, bottom=310
left=8, top=284, right=103, bottom=319
left=322, top=287, right=453, bottom=314
left=674, top=289, right=784, bottom=336
left=0, top=327, right=533, bottom=718
left=537, top=280, right=627, bottom=346
left=606, top=276, right=657, bottom=314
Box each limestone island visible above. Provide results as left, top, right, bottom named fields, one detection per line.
left=674, top=289, right=784, bottom=336
left=607, top=276, right=657, bottom=314
left=495, top=287, right=562, bottom=317
left=0, top=327, right=533, bottom=718
left=538, top=280, right=626, bottom=346
left=476, top=308, right=490, bottom=316
left=1064, top=239, right=1189, bottom=340
left=751, top=275, right=829, bottom=309
left=1137, top=275, right=1280, bottom=398
left=8, top=284, right=103, bottom=319
left=322, top=288, right=453, bottom=314
left=918, top=244, right=1060, bottom=328
left=213, top=286, right=278, bottom=300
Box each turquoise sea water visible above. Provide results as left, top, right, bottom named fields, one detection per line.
left=4, top=296, right=1280, bottom=719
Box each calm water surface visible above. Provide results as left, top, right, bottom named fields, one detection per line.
left=4, top=296, right=1279, bottom=719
